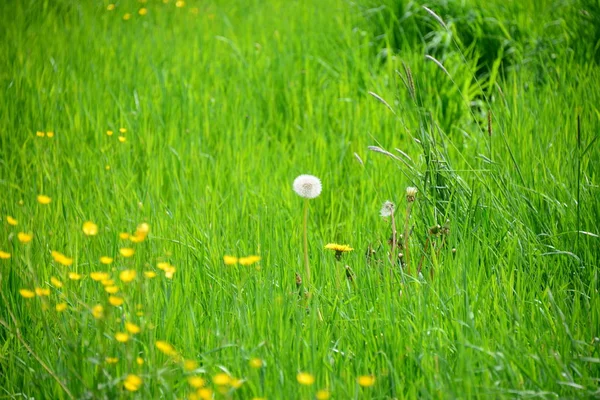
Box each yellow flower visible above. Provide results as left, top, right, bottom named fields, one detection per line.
left=106, top=4, right=115, bottom=11
left=82, top=221, right=98, bottom=236
left=101, top=278, right=114, bottom=286
left=52, top=251, right=73, bottom=266
left=296, top=372, right=315, bottom=386
left=19, top=289, right=35, bottom=298
left=175, top=0, right=185, bottom=7
left=184, top=359, right=199, bottom=371
left=223, top=255, right=238, bottom=265
left=120, top=248, right=135, bottom=258
left=123, top=374, right=142, bottom=392
left=249, top=358, right=263, bottom=368
left=198, top=388, right=213, bottom=400
left=164, top=265, right=176, bottom=279
left=188, top=376, right=205, bottom=388
left=0, top=251, right=10, bottom=260
left=6, top=216, right=17, bottom=226
left=316, top=389, right=331, bottom=400
left=144, top=271, right=157, bottom=278
left=324, top=243, right=353, bottom=252
left=119, top=269, right=136, bottom=282
left=115, top=332, right=129, bottom=343
left=105, top=357, right=119, bottom=364
left=231, top=379, right=244, bottom=389
left=92, top=304, right=104, bottom=319
left=118, top=136, right=127, bottom=143
left=36, top=131, right=45, bottom=137
left=18, top=232, right=33, bottom=244
left=157, top=262, right=170, bottom=270
left=56, top=302, right=68, bottom=312
left=155, top=340, right=177, bottom=356
left=212, top=373, right=231, bottom=386
left=122, top=13, right=131, bottom=21
left=109, top=296, right=124, bottom=306
left=50, top=277, right=63, bottom=288
left=239, top=255, right=261, bottom=266
left=136, top=357, right=144, bottom=365
left=100, top=256, right=113, bottom=265
left=119, top=128, right=127, bottom=133
left=357, top=375, right=376, bottom=387
left=37, top=195, right=51, bottom=205
left=35, top=287, right=50, bottom=296
left=90, top=272, right=110, bottom=281
left=105, top=285, right=119, bottom=294
left=125, top=322, right=141, bottom=334
left=47, top=131, right=54, bottom=138
left=119, top=232, right=130, bottom=240
left=68, top=272, right=82, bottom=280
left=138, top=7, right=147, bottom=15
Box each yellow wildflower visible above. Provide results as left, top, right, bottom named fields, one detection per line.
left=198, top=388, right=213, bottom=400
left=56, top=302, right=68, bottom=312
left=35, top=287, right=50, bottom=296
left=325, top=243, right=354, bottom=260
left=92, top=304, right=104, bottom=319
left=223, top=255, right=238, bottom=265
left=0, top=251, right=11, bottom=259
left=119, top=232, right=130, bottom=240
left=46, top=131, right=54, bottom=138
left=6, top=216, right=17, bottom=226
left=19, top=289, right=35, bottom=298
left=101, top=278, right=114, bottom=286
left=184, top=359, right=199, bottom=371
left=82, top=221, right=98, bottom=236
left=316, top=389, right=331, bottom=400
left=118, top=136, right=126, bottom=143
left=105, top=285, right=119, bottom=294
left=212, top=373, right=231, bottom=386
left=125, top=322, right=141, bottom=334
left=36, top=131, right=45, bottom=137
left=68, top=272, right=82, bottom=280
left=90, top=272, right=110, bottom=281
left=119, top=128, right=127, bottom=133
left=123, top=374, right=142, bottom=391
left=138, top=8, right=147, bottom=15
left=122, top=13, right=131, bottom=21
left=155, top=340, right=177, bottom=356
left=249, top=358, right=263, bottom=369
left=50, top=277, right=63, bottom=288
left=106, top=129, right=114, bottom=135
left=115, top=332, right=129, bottom=343
left=136, top=357, right=144, bottom=365
left=120, top=248, right=135, bottom=258
left=119, top=269, right=136, bottom=282
left=17, top=232, right=33, bottom=244
left=176, top=0, right=185, bottom=7
left=100, top=256, right=113, bottom=265
left=357, top=375, right=376, bottom=387
left=105, top=357, right=119, bottom=364
left=109, top=296, right=124, bottom=306
left=144, top=271, right=157, bottom=278
left=188, top=376, right=205, bottom=388
left=52, top=251, right=73, bottom=266
left=239, top=255, right=261, bottom=266
left=231, top=379, right=244, bottom=389
left=164, top=265, right=176, bottom=279
left=296, top=372, right=315, bottom=386
left=37, top=195, right=51, bottom=205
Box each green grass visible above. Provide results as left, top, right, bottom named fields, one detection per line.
left=0, top=0, right=599, bottom=398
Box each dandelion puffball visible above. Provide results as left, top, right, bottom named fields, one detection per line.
left=293, top=175, right=322, bottom=199
left=380, top=200, right=395, bottom=217
left=406, top=186, right=418, bottom=202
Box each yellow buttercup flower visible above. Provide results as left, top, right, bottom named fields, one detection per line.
left=101, top=278, right=114, bottom=286
left=68, top=272, right=82, bottom=280
left=119, top=232, right=130, bottom=240
left=144, top=271, right=157, bottom=278
left=106, top=129, right=114, bottom=135
left=52, top=251, right=73, bottom=266
left=104, top=285, right=119, bottom=294
left=239, top=255, right=261, bottom=266
left=18, top=232, right=33, bottom=244
left=119, top=128, right=127, bottom=133
left=50, top=277, right=63, bottom=288
left=155, top=340, right=177, bottom=356
left=249, top=358, right=263, bottom=368
left=36, top=131, right=45, bottom=137
left=19, top=289, right=35, bottom=298
left=100, top=256, right=113, bottom=265
left=212, top=373, right=231, bottom=386
left=35, top=287, right=50, bottom=296
left=198, top=388, right=213, bottom=400
left=123, top=374, right=142, bottom=391
left=188, top=376, right=205, bottom=388
left=120, top=248, right=135, bottom=257
left=55, top=302, right=68, bottom=312
left=6, top=216, right=17, bottom=226
left=223, top=255, right=238, bottom=265
left=118, top=136, right=127, bottom=143
left=0, top=251, right=11, bottom=259
left=125, top=322, right=141, bottom=334
left=357, top=375, right=376, bottom=387
left=37, top=195, right=51, bottom=205
left=175, top=0, right=185, bottom=7
left=109, top=296, right=124, bottom=306
left=136, top=357, right=144, bottom=365
left=105, top=357, right=118, bottom=364
left=316, top=389, right=331, bottom=400
left=122, top=13, right=131, bottom=21
left=119, top=269, right=136, bottom=282
left=296, top=372, right=315, bottom=386
left=138, top=8, right=147, bottom=15
left=115, top=332, right=129, bottom=343
left=46, top=131, right=54, bottom=138
left=82, top=221, right=98, bottom=236
left=90, top=272, right=110, bottom=281
left=164, top=265, right=176, bottom=279
left=92, top=304, right=104, bottom=319
left=184, top=359, right=199, bottom=371
left=231, top=379, right=244, bottom=389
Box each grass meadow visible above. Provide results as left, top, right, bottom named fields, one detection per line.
left=1, top=0, right=599, bottom=398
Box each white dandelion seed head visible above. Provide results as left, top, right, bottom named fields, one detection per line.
left=380, top=200, right=395, bottom=217
left=406, top=187, right=418, bottom=197
left=293, top=174, right=322, bottom=199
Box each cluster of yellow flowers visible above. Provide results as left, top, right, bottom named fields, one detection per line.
left=35, top=131, right=55, bottom=138
left=223, top=255, right=261, bottom=266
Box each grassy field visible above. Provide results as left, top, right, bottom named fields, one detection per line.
left=1, top=0, right=599, bottom=398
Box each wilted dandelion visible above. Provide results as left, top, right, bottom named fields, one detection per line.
left=100, top=256, right=113, bottom=265
left=406, top=186, right=418, bottom=202
left=109, top=296, right=124, bottom=306
left=380, top=201, right=395, bottom=217
left=50, top=277, right=63, bottom=288
left=357, top=375, right=376, bottom=387
left=115, top=332, right=129, bottom=343
left=92, top=304, right=104, bottom=319
left=119, top=269, right=136, bottom=282
left=55, top=302, right=68, bottom=312
left=293, top=174, right=322, bottom=284
left=18, top=232, right=33, bottom=244
left=188, top=376, right=205, bottom=388
left=212, top=373, right=231, bottom=386
left=249, top=358, right=263, bottom=368
left=82, top=221, right=98, bottom=236
left=37, top=195, right=51, bottom=205
left=0, top=251, right=11, bottom=259
left=125, top=322, right=141, bottom=334
left=120, top=248, right=135, bottom=258
left=19, top=289, right=35, bottom=298
left=123, top=374, right=142, bottom=391
left=296, top=372, right=315, bottom=386
left=6, top=216, right=17, bottom=226
left=35, top=287, right=50, bottom=296
left=68, top=272, right=82, bottom=280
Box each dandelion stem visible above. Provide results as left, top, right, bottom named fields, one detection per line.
left=303, top=199, right=310, bottom=285
left=404, top=203, right=413, bottom=275
left=390, top=212, right=397, bottom=267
